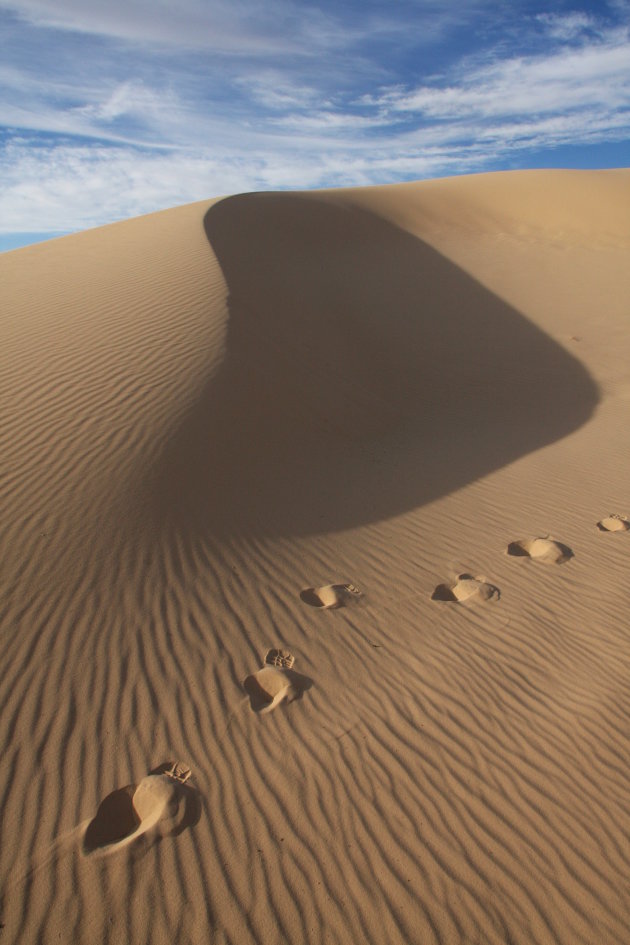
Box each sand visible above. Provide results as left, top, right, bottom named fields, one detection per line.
left=1, top=168, right=629, bottom=944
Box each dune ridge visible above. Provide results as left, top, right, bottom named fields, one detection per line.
left=1, top=170, right=630, bottom=944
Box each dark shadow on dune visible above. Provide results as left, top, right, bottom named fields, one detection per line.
left=153, top=192, right=598, bottom=538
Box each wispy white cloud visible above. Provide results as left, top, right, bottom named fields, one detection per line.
left=535, top=11, right=597, bottom=41
left=373, top=30, right=630, bottom=118
left=0, top=92, right=184, bottom=149
left=269, top=111, right=387, bottom=133
left=0, top=0, right=496, bottom=55
left=0, top=143, right=252, bottom=232
left=72, top=81, right=177, bottom=124
left=0, top=0, right=344, bottom=55
left=238, top=73, right=324, bottom=111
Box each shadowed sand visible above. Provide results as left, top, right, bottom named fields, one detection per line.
left=2, top=169, right=630, bottom=945
left=152, top=191, right=598, bottom=539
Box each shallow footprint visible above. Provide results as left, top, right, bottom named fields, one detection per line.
left=597, top=514, right=630, bottom=532
left=83, top=761, right=198, bottom=854
left=507, top=537, right=573, bottom=564
left=244, top=652, right=311, bottom=714
left=300, top=583, right=362, bottom=609
left=432, top=573, right=500, bottom=603
left=264, top=648, right=295, bottom=668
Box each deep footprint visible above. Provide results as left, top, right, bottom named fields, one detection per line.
left=597, top=514, right=630, bottom=532
left=83, top=761, right=197, bottom=854
left=432, top=573, right=500, bottom=603
left=507, top=537, right=573, bottom=564
left=300, top=583, right=362, bottom=609
left=244, top=652, right=311, bottom=714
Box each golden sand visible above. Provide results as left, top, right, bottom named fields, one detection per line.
left=1, top=169, right=629, bottom=944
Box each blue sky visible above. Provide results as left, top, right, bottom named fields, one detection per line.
left=1, top=0, right=629, bottom=250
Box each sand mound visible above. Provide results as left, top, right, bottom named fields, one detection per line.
left=507, top=537, right=574, bottom=563
left=243, top=659, right=310, bottom=715
left=300, top=583, right=363, bottom=609
left=83, top=762, right=195, bottom=854
left=431, top=573, right=500, bottom=602
left=2, top=169, right=630, bottom=945
left=597, top=514, right=630, bottom=532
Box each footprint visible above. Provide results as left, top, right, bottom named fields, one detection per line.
left=597, top=514, right=630, bottom=532
left=244, top=652, right=311, bottom=714
left=300, top=583, right=362, bottom=609
left=432, top=573, right=500, bottom=603
left=507, top=537, right=573, bottom=564
left=83, top=761, right=198, bottom=854
left=264, top=648, right=295, bottom=668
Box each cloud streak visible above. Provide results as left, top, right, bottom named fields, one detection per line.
left=372, top=29, right=630, bottom=118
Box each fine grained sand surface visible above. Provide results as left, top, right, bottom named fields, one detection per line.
left=1, top=169, right=630, bottom=944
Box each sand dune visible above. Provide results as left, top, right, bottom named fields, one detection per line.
left=1, top=169, right=630, bottom=944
